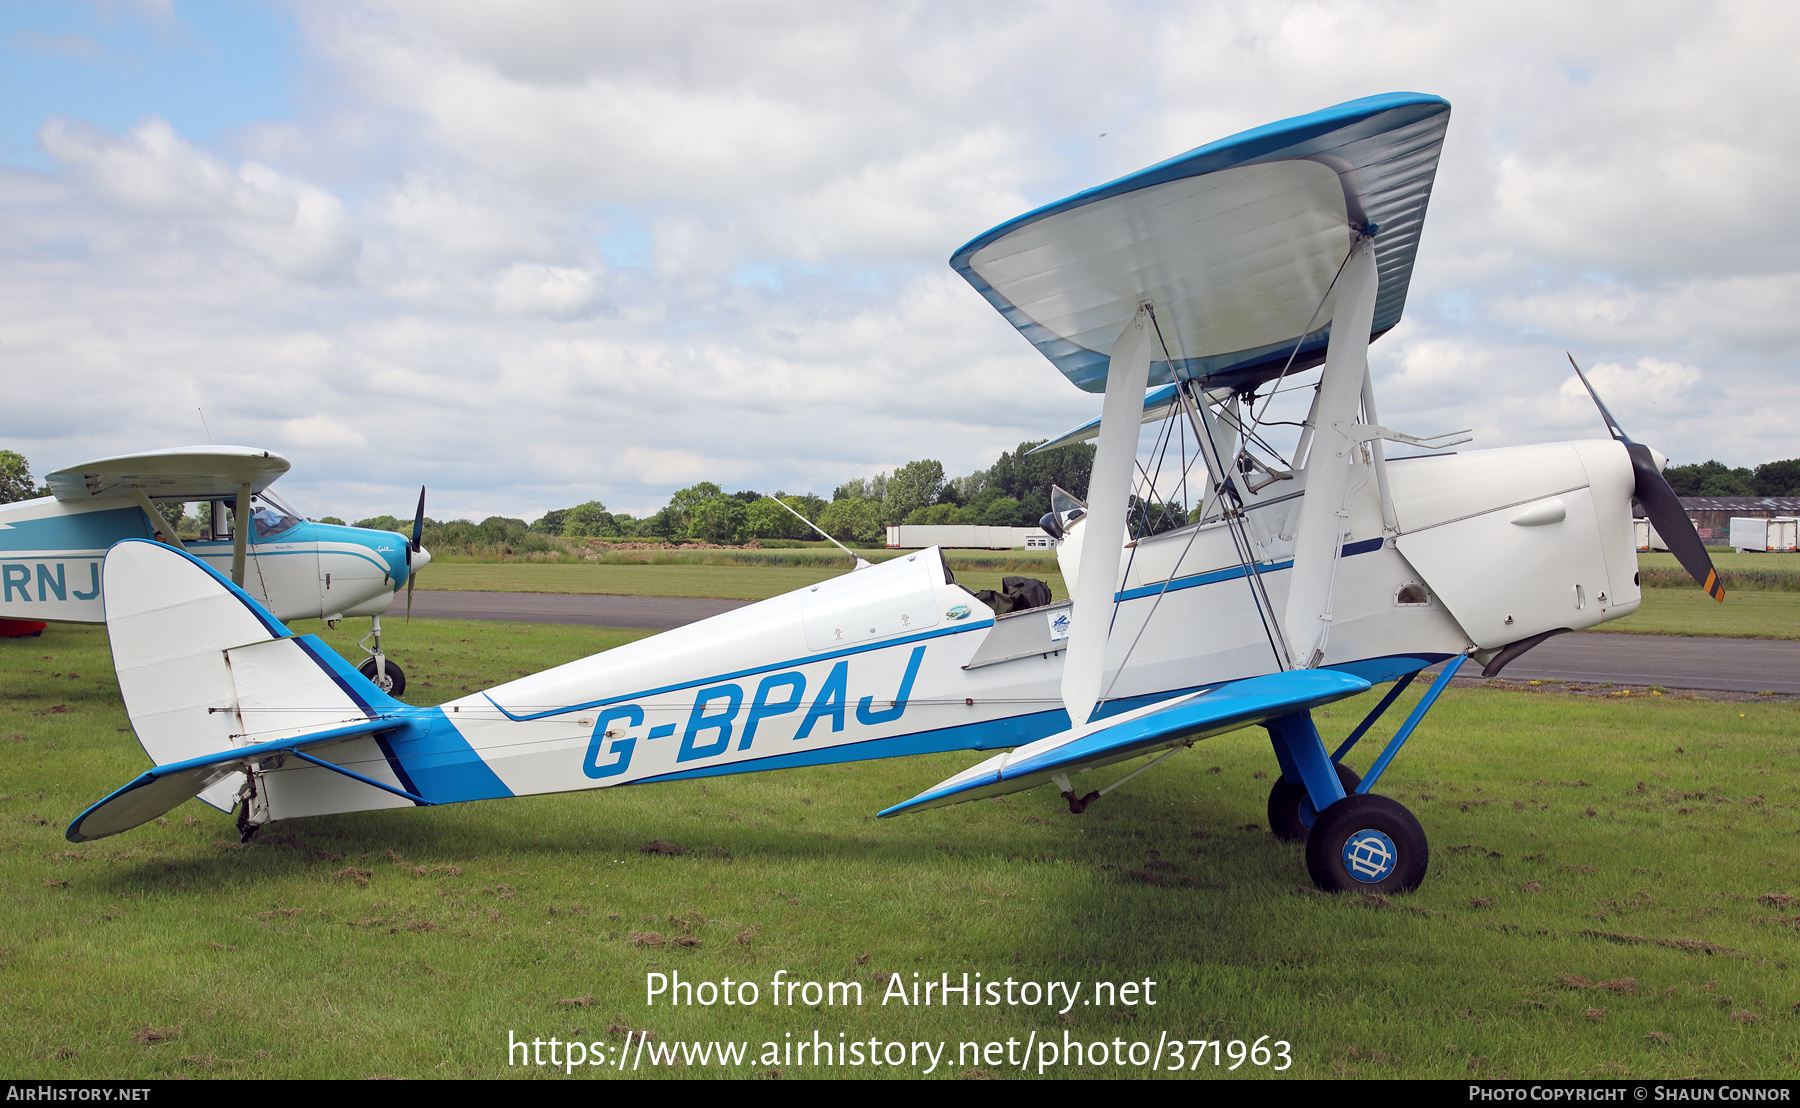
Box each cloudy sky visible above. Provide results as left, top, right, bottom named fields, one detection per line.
left=1, top=1, right=1794, bottom=523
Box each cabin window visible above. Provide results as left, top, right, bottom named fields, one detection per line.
left=249, top=491, right=304, bottom=541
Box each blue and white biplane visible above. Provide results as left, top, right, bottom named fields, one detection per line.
left=66, top=94, right=1722, bottom=894
left=1, top=446, right=430, bottom=693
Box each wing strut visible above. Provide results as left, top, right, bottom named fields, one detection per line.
left=231, top=483, right=251, bottom=586
left=1060, top=304, right=1155, bottom=730
left=1282, top=234, right=1380, bottom=668
left=128, top=487, right=184, bottom=550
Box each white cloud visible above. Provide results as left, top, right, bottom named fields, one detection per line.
left=37, top=115, right=360, bottom=281
left=4, top=0, right=1799, bottom=525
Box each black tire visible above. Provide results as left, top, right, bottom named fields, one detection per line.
left=1304, top=793, right=1428, bottom=895
left=358, top=657, right=406, bottom=697
left=1266, top=762, right=1362, bottom=842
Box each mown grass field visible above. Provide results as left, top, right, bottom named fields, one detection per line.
left=1638, top=551, right=1800, bottom=592
left=2, top=620, right=1798, bottom=1079
left=1594, top=590, right=1798, bottom=641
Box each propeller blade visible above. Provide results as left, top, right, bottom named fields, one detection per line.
left=406, top=486, right=426, bottom=620
left=1567, top=352, right=1628, bottom=442
left=1567, top=354, right=1722, bottom=604
left=1627, top=441, right=1724, bottom=603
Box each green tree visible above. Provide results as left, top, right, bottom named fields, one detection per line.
left=532, top=507, right=572, bottom=534
left=665, top=482, right=723, bottom=532
left=688, top=495, right=747, bottom=543
left=1753, top=459, right=1800, bottom=496
left=819, top=497, right=886, bottom=545
left=318, top=516, right=346, bottom=526
left=745, top=496, right=810, bottom=540
left=904, top=503, right=960, bottom=526
left=561, top=501, right=619, bottom=538
left=1664, top=460, right=1752, bottom=497
left=978, top=496, right=1026, bottom=526
left=884, top=459, right=945, bottom=524
left=985, top=440, right=1094, bottom=524
left=834, top=473, right=887, bottom=502
left=0, top=450, right=44, bottom=503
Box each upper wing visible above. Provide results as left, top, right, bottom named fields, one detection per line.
left=46, top=445, right=290, bottom=502
left=879, top=669, right=1371, bottom=816
left=952, top=92, right=1449, bottom=394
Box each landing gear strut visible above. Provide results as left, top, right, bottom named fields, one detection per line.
left=1265, top=656, right=1468, bottom=894
left=1266, top=762, right=1361, bottom=841
left=356, top=615, right=406, bottom=697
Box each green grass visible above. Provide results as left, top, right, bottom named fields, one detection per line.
left=1592, top=589, right=1799, bottom=641
left=1639, top=551, right=1800, bottom=592
left=3, top=621, right=1799, bottom=1079
left=419, top=559, right=1069, bottom=603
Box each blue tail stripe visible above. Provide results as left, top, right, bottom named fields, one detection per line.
left=384, top=708, right=515, bottom=804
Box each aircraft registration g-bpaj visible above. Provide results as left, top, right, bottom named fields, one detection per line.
left=0, top=446, right=431, bottom=693
left=68, top=93, right=1724, bottom=895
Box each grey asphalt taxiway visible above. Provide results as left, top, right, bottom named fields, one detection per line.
left=405, top=589, right=1798, bottom=695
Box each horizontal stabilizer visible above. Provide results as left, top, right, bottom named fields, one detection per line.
left=879, top=670, right=1370, bottom=817
left=66, top=717, right=405, bottom=842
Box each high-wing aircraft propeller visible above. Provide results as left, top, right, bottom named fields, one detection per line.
left=1566, top=353, right=1723, bottom=603
left=405, top=486, right=427, bottom=622
left=64, top=94, right=1725, bottom=896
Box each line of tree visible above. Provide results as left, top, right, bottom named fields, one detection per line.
left=508, top=441, right=1099, bottom=547
left=1662, top=459, right=1800, bottom=498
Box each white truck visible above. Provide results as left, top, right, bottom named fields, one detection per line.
left=1729, top=516, right=1799, bottom=553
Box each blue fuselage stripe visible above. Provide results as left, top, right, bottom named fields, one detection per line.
left=1112, top=537, right=1384, bottom=603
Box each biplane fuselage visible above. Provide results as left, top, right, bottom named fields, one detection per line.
left=85, top=433, right=1637, bottom=832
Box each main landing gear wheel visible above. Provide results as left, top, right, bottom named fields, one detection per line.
left=358, top=657, right=406, bottom=697
left=1266, top=763, right=1362, bottom=842
left=1304, top=793, right=1429, bottom=895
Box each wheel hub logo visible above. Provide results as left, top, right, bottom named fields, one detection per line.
left=1343, top=829, right=1397, bottom=882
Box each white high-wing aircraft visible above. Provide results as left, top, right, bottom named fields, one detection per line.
left=65, top=94, right=1723, bottom=895
left=0, top=446, right=431, bottom=692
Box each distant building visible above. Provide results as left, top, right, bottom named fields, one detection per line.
left=886, top=525, right=1052, bottom=550
left=1674, top=497, right=1800, bottom=541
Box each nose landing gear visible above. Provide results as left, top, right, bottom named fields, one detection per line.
left=355, top=615, right=407, bottom=697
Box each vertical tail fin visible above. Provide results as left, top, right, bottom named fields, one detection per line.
left=77, top=539, right=420, bottom=836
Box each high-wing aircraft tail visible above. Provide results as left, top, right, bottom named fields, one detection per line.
left=879, top=670, right=1371, bottom=817
left=68, top=539, right=503, bottom=842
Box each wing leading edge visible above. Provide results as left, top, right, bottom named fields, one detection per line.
left=879, top=669, right=1371, bottom=817
left=46, top=446, right=290, bottom=502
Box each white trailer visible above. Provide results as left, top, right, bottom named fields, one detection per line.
left=1729, top=516, right=1799, bottom=553
left=886, top=525, right=1051, bottom=549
